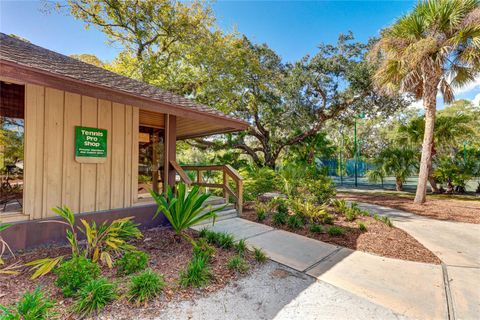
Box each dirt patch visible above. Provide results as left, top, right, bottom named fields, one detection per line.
left=337, top=192, right=480, bottom=224
left=0, top=228, right=257, bottom=319
left=242, top=203, right=440, bottom=264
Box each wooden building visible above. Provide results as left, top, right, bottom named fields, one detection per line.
left=0, top=33, right=248, bottom=250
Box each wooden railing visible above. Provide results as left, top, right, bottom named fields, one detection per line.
left=170, top=160, right=192, bottom=186
left=180, top=164, right=243, bottom=215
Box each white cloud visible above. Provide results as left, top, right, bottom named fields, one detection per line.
left=472, top=93, right=480, bottom=108
left=454, top=76, right=480, bottom=95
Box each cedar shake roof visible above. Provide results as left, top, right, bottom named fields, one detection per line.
left=0, top=33, right=247, bottom=128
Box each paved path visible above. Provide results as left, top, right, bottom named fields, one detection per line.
left=353, top=202, right=480, bottom=320
left=151, top=261, right=408, bottom=320
left=193, top=218, right=451, bottom=319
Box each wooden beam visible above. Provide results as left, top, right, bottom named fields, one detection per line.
left=163, top=115, right=177, bottom=188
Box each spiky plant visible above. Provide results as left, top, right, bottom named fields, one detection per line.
left=371, top=0, right=480, bottom=203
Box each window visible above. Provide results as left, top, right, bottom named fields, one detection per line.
left=0, top=81, right=25, bottom=214
left=138, top=126, right=164, bottom=200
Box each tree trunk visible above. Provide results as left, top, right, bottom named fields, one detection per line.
left=414, top=80, right=438, bottom=204
left=428, top=175, right=439, bottom=193
left=395, top=177, right=403, bottom=191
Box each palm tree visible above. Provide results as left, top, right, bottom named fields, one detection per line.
left=374, top=147, right=418, bottom=191
left=371, top=0, right=480, bottom=203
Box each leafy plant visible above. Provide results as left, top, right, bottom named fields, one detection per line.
left=373, top=214, right=393, bottom=227
left=290, top=199, right=329, bottom=223
left=0, top=288, right=55, bottom=320
left=253, top=247, right=267, bottom=263
left=322, top=213, right=335, bottom=225
left=272, top=211, right=287, bottom=225
left=73, top=278, right=117, bottom=316
left=309, top=224, right=323, bottom=233
left=179, top=255, right=212, bottom=288
left=358, top=222, right=367, bottom=232
left=276, top=201, right=289, bottom=215
left=344, top=208, right=358, bottom=222
left=115, top=250, right=149, bottom=276
left=217, top=233, right=234, bottom=249
left=128, top=269, right=165, bottom=305
left=327, top=226, right=345, bottom=236
left=150, top=183, right=224, bottom=241
left=304, top=176, right=336, bottom=204
left=54, top=256, right=101, bottom=297
left=331, top=199, right=348, bottom=213
left=256, top=210, right=266, bottom=222
left=287, top=215, right=303, bottom=229
left=193, top=238, right=216, bottom=262
left=27, top=206, right=142, bottom=278
left=227, top=255, right=249, bottom=274
left=234, top=239, right=247, bottom=256
left=0, top=223, right=14, bottom=266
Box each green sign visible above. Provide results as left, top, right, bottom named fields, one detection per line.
left=75, top=126, right=107, bottom=159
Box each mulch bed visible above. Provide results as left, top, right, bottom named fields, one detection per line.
left=0, top=228, right=256, bottom=319
left=337, top=192, right=480, bottom=224
left=242, top=203, right=441, bottom=265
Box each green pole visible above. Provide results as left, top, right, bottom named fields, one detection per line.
left=354, top=118, right=358, bottom=187
left=340, top=130, right=343, bottom=185
left=463, top=141, right=467, bottom=162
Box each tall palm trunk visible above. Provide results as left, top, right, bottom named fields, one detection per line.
left=414, top=80, right=438, bottom=204
left=395, top=177, right=403, bottom=191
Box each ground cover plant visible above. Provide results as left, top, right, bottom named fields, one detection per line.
left=0, top=287, right=55, bottom=320
left=0, top=227, right=260, bottom=319
left=243, top=198, right=441, bottom=264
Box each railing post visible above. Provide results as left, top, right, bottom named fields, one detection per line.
left=222, top=167, right=228, bottom=202
left=237, top=179, right=243, bottom=216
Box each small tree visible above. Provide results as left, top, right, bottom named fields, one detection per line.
left=373, top=147, right=418, bottom=191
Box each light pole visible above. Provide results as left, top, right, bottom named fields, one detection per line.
left=354, top=112, right=365, bottom=187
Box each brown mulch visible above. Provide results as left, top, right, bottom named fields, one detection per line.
left=337, top=192, right=480, bottom=224
left=242, top=203, right=441, bottom=265
left=0, top=228, right=256, bottom=319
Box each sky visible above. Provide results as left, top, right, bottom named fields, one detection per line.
left=1, top=0, right=479, bottom=107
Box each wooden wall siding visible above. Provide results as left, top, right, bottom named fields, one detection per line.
left=24, top=84, right=139, bottom=220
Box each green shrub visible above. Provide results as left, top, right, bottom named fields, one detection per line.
left=128, top=269, right=165, bottom=304
left=287, top=215, right=303, bottom=229
left=243, top=167, right=280, bottom=201
left=234, top=239, right=247, bottom=256
left=327, top=226, right=345, bottom=236
left=305, top=176, right=336, bottom=204
left=201, top=230, right=234, bottom=249
left=54, top=256, right=100, bottom=297
left=309, top=224, right=323, bottom=233
left=227, top=255, right=250, bottom=274
left=179, top=255, right=212, bottom=288
left=115, top=250, right=149, bottom=276
left=373, top=214, right=393, bottom=227
left=150, top=183, right=224, bottom=240
left=358, top=222, right=367, bottom=232
left=198, top=227, right=209, bottom=238
left=276, top=201, right=289, bottom=215
left=193, top=238, right=216, bottom=262
left=331, top=199, right=348, bottom=212
left=256, top=210, right=266, bottom=222
left=73, top=278, right=117, bottom=316
left=290, top=199, right=329, bottom=223
left=272, top=211, right=287, bottom=225
left=1, top=288, right=55, bottom=320
left=217, top=233, right=234, bottom=249
left=344, top=208, right=358, bottom=222
left=253, top=247, right=267, bottom=263
left=322, top=213, right=335, bottom=225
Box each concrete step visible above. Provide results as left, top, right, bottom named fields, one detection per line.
left=204, top=196, right=227, bottom=206
left=200, top=203, right=234, bottom=214
left=196, top=209, right=238, bottom=226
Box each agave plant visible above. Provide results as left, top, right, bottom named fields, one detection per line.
left=150, top=183, right=224, bottom=242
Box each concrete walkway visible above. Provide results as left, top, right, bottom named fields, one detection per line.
left=354, top=202, right=480, bottom=320
left=193, top=218, right=452, bottom=319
